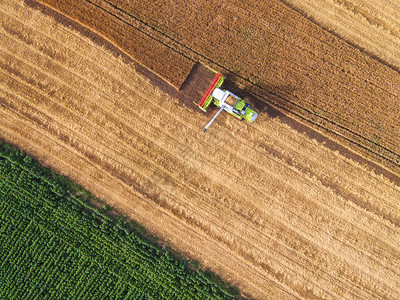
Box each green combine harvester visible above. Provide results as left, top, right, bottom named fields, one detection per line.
left=196, top=73, right=258, bottom=132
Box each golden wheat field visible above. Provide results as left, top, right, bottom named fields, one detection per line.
left=1, top=0, right=400, bottom=299
left=281, top=0, right=400, bottom=72
left=34, top=0, right=400, bottom=177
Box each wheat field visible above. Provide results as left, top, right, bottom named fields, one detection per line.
left=281, top=0, right=400, bottom=71
left=1, top=0, right=400, bottom=299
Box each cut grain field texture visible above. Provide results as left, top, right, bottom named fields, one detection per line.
left=35, top=0, right=400, bottom=175
left=31, top=0, right=194, bottom=89
left=2, top=0, right=400, bottom=299
left=280, top=0, right=400, bottom=72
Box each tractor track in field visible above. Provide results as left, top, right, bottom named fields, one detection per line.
left=2, top=98, right=394, bottom=300
left=279, top=0, right=400, bottom=74
left=30, top=0, right=400, bottom=177
left=3, top=0, right=400, bottom=234
left=2, top=1, right=400, bottom=299
left=24, top=0, right=194, bottom=89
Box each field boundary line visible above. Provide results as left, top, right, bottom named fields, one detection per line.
left=0, top=108, right=296, bottom=299
left=0, top=60, right=374, bottom=298
left=2, top=14, right=400, bottom=241
left=30, top=0, right=194, bottom=89
left=1, top=59, right=396, bottom=298
left=26, top=0, right=400, bottom=178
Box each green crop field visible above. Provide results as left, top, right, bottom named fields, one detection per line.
left=0, top=141, right=238, bottom=299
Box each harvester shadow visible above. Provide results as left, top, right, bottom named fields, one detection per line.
left=238, top=81, right=400, bottom=186
left=221, top=80, right=282, bottom=120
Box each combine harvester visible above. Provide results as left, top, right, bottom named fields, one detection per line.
left=196, top=72, right=258, bottom=132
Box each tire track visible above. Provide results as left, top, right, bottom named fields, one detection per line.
left=2, top=2, right=400, bottom=298
left=1, top=51, right=398, bottom=298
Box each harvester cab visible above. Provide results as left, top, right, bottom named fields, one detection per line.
left=196, top=73, right=258, bottom=132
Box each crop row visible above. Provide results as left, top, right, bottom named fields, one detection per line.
left=0, top=141, right=238, bottom=299
left=33, top=0, right=195, bottom=89
left=34, top=0, right=400, bottom=174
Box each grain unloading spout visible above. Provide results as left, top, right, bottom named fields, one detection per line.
left=203, top=107, right=224, bottom=132
left=196, top=71, right=258, bottom=132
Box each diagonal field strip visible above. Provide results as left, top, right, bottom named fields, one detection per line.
left=101, top=0, right=400, bottom=173
left=30, top=0, right=400, bottom=177
left=2, top=1, right=400, bottom=298
left=30, top=0, right=195, bottom=89
left=279, top=0, right=400, bottom=73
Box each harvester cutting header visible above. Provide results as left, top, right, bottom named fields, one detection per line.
left=196, top=72, right=258, bottom=132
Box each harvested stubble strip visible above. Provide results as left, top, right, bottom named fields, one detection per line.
left=3, top=2, right=400, bottom=296
left=35, top=0, right=194, bottom=89
left=97, top=0, right=400, bottom=173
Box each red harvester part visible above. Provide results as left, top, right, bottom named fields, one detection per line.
left=197, top=73, right=223, bottom=109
